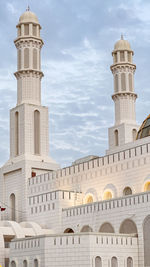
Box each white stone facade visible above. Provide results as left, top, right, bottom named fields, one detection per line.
left=0, top=8, right=149, bottom=267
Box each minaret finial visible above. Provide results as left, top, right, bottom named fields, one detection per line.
left=26, top=5, right=30, bottom=11
left=121, top=34, right=124, bottom=40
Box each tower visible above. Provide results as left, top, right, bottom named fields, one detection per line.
left=108, top=36, right=139, bottom=151
left=0, top=8, right=59, bottom=222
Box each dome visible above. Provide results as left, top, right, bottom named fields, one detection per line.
left=19, top=9, right=39, bottom=24
left=137, top=114, right=150, bottom=140
left=114, top=35, right=132, bottom=51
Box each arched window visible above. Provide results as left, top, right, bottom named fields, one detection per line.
left=121, top=73, right=126, bottom=91
left=103, top=191, right=112, bottom=200
left=24, top=24, right=29, bottom=35
left=15, top=112, right=19, bottom=156
left=120, top=51, right=125, bottom=62
left=64, top=228, right=74, bottom=233
left=24, top=48, right=29, bottom=68
left=114, top=130, right=118, bottom=146
left=129, top=73, right=133, bottom=91
left=34, top=259, right=38, bottom=267
left=10, top=193, right=16, bottom=221
left=120, top=219, right=138, bottom=234
left=111, top=257, right=118, bottom=267
left=34, top=110, right=40, bottom=155
left=128, top=52, right=132, bottom=62
left=33, top=49, right=37, bottom=69
left=123, top=187, right=132, bottom=196
left=144, top=182, right=150, bottom=192
left=99, top=222, right=114, bottom=233
left=11, top=261, right=16, bottom=267
left=127, top=257, right=133, bottom=267
left=81, top=225, right=93, bottom=232
left=95, top=256, right=102, bottom=267
left=114, top=74, right=118, bottom=93
left=23, top=260, right=27, bottom=267
left=85, top=194, right=93, bottom=204
left=143, top=216, right=150, bottom=266
left=18, top=50, right=21, bottom=70
left=33, top=25, right=37, bottom=36
left=132, top=129, right=137, bottom=141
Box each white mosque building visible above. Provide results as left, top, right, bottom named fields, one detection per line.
left=0, top=8, right=150, bottom=267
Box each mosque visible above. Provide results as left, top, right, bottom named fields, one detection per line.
left=0, top=7, right=150, bottom=267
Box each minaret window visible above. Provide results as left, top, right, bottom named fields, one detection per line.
left=18, top=27, right=21, bottom=37
left=18, top=50, right=21, bottom=70
left=114, top=74, right=118, bottom=93
left=114, top=53, right=117, bottom=63
left=121, top=73, right=126, bottom=91
left=33, top=49, right=37, bottom=69
left=128, top=52, right=132, bottom=62
left=15, top=111, right=19, bottom=156
left=10, top=193, right=16, bottom=221
left=120, top=51, right=125, bottom=61
left=24, top=48, right=29, bottom=68
left=114, top=129, right=119, bottom=146
left=34, top=110, right=40, bottom=155
left=24, top=24, right=29, bottom=35
left=33, top=25, right=37, bottom=36
left=129, top=73, right=133, bottom=91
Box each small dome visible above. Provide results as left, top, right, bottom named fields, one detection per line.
left=114, top=36, right=132, bottom=51
left=137, top=114, right=150, bottom=140
left=19, top=9, right=39, bottom=24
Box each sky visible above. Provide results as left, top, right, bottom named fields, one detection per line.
left=0, top=0, right=150, bottom=168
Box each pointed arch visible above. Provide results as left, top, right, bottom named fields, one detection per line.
left=64, top=228, right=74, bottom=233
left=23, top=260, right=28, bottom=267
left=123, top=187, right=132, bottom=196
left=99, top=222, right=114, bottom=233
left=81, top=225, right=93, bottom=232
left=34, top=110, right=40, bottom=155
left=119, top=219, right=137, bottom=234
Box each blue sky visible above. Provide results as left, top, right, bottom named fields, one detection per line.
left=0, top=0, right=150, bottom=167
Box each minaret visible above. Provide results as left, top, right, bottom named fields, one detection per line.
left=0, top=9, right=59, bottom=222
left=108, top=36, right=139, bottom=151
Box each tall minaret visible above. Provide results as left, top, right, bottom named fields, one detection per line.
left=108, top=36, right=139, bottom=151
left=0, top=9, right=59, bottom=222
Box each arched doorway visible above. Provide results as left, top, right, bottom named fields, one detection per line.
left=85, top=194, right=94, bottom=204
left=95, top=256, right=102, bottom=267
left=34, top=259, right=38, bottom=267
left=143, top=216, right=150, bottom=266
left=64, top=228, right=74, bottom=233
left=99, top=222, right=114, bottom=233
left=111, top=257, right=118, bottom=267
left=127, top=257, right=133, bottom=267
left=23, top=260, right=27, bottom=267
left=11, top=261, right=16, bottom=267
left=10, top=193, right=16, bottom=221
left=119, top=219, right=138, bottom=234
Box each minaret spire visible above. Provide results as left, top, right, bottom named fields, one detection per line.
left=108, top=37, right=139, bottom=151
left=26, top=5, right=30, bottom=11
